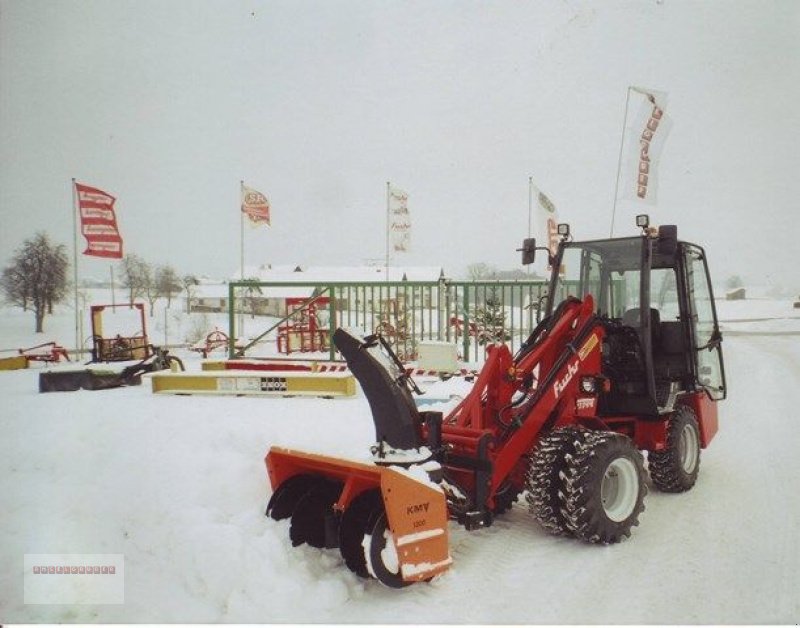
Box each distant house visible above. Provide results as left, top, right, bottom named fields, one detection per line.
left=187, top=264, right=445, bottom=317
left=726, top=287, right=746, bottom=301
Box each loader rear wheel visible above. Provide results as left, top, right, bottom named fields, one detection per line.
left=525, top=426, right=588, bottom=536
left=561, top=431, right=646, bottom=544
left=648, top=405, right=701, bottom=493
left=366, top=511, right=410, bottom=588
left=289, top=479, right=343, bottom=548
left=339, top=490, right=383, bottom=578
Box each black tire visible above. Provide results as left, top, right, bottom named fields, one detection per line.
left=648, top=405, right=701, bottom=493
left=561, top=431, right=647, bottom=544
left=492, top=482, right=521, bottom=516
left=525, top=426, right=588, bottom=536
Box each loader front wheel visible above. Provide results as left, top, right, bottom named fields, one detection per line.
left=561, top=431, right=646, bottom=544
left=648, top=405, right=701, bottom=493
left=525, top=426, right=588, bottom=536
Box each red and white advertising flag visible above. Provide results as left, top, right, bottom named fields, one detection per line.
left=388, top=184, right=411, bottom=253
left=75, top=182, right=123, bottom=258
left=622, top=87, right=673, bottom=205
left=242, top=185, right=271, bottom=226
left=533, top=183, right=560, bottom=272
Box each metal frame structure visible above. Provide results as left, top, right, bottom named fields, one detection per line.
left=228, top=278, right=566, bottom=363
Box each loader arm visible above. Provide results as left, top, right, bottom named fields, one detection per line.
left=437, top=295, right=603, bottom=515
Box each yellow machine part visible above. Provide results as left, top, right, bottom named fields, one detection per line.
left=0, top=355, right=29, bottom=371
left=150, top=371, right=356, bottom=397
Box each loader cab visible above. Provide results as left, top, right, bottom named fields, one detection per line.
left=538, top=220, right=726, bottom=416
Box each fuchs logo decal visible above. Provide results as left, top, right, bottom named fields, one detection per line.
left=553, top=360, right=579, bottom=399
left=576, top=398, right=596, bottom=411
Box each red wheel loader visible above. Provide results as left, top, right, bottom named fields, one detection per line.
left=264, top=216, right=727, bottom=587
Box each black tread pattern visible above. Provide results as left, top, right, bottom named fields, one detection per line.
left=648, top=405, right=701, bottom=493
left=561, top=430, right=647, bottom=544
left=492, top=483, right=521, bottom=516
left=525, top=426, right=589, bottom=536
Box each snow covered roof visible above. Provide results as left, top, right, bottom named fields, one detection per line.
left=229, top=264, right=444, bottom=283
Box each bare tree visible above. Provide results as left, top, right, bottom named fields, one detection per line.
left=1, top=232, right=69, bottom=332
left=155, top=265, right=182, bottom=308
left=467, top=262, right=498, bottom=280
left=182, top=274, right=200, bottom=313
left=120, top=254, right=150, bottom=304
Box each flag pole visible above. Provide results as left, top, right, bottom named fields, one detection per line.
left=610, top=86, right=632, bottom=237
left=385, top=181, right=390, bottom=281
left=239, top=180, right=245, bottom=337
left=71, top=178, right=80, bottom=357
left=240, top=180, right=244, bottom=281
left=527, top=176, right=533, bottom=275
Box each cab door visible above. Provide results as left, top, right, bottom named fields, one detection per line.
left=681, top=244, right=726, bottom=400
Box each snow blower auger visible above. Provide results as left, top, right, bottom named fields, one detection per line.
left=264, top=215, right=727, bottom=586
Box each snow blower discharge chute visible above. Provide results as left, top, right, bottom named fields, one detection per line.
left=265, top=216, right=727, bottom=587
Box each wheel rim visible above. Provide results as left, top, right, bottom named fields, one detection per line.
left=679, top=423, right=699, bottom=474
left=601, top=457, right=639, bottom=522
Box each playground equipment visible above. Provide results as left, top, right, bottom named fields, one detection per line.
left=277, top=297, right=330, bottom=354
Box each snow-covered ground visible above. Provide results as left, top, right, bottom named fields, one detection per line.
left=1, top=296, right=799, bottom=623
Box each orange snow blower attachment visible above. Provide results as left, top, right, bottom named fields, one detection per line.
left=266, top=447, right=451, bottom=587
left=265, top=328, right=452, bottom=587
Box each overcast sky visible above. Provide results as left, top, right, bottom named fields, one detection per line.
left=1, top=0, right=798, bottom=289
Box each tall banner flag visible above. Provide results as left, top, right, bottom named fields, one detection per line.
left=388, top=184, right=411, bottom=253
left=75, top=182, right=123, bottom=258
left=536, top=187, right=559, bottom=262
left=241, top=185, right=271, bottom=226
left=622, top=87, right=673, bottom=204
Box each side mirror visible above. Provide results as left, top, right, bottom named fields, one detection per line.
left=520, top=238, right=537, bottom=265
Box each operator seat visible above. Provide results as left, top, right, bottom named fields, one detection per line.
left=622, top=307, right=661, bottom=351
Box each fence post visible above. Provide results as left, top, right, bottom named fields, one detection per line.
left=328, top=284, right=337, bottom=361
left=462, top=284, right=470, bottom=362
left=228, top=282, right=236, bottom=359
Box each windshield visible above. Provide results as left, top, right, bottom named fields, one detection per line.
left=548, top=237, right=644, bottom=318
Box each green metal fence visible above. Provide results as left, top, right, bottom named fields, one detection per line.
left=228, top=279, right=557, bottom=363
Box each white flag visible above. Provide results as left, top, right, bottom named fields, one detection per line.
left=241, top=185, right=271, bottom=226
left=532, top=182, right=559, bottom=273
left=622, top=87, right=673, bottom=205
left=388, top=184, right=411, bottom=253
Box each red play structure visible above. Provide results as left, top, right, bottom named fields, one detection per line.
left=276, top=297, right=330, bottom=354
